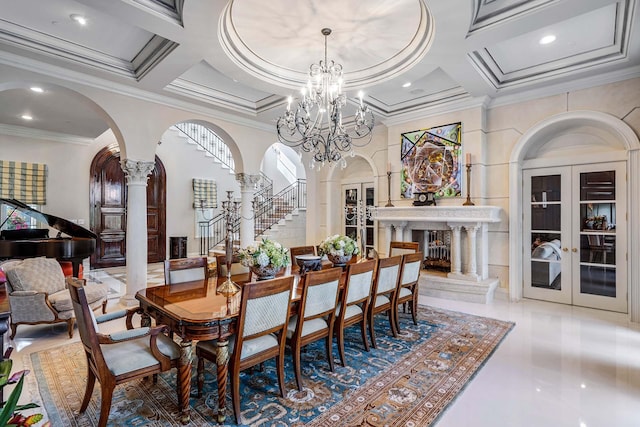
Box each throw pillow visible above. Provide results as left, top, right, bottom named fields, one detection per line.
left=5, top=257, right=65, bottom=294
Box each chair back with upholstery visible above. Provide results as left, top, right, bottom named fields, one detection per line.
left=389, top=241, right=420, bottom=257
left=2, top=257, right=107, bottom=339
left=335, top=258, right=376, bottom=366
left=216, top=253, right=250, bottom=277
left=164, top=257, right=208, bottom=284
left=68, top=277, right=181, bottom=427
left=195, top=275, right=293, bottom=423
left=287, top=266, right=342, bottom=390
left=368, top=255, right=402, bottom=348
left=394, top=251, right=423, bottom=332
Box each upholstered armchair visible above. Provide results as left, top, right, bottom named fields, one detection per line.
left=1, top=257, right=108, bottom=339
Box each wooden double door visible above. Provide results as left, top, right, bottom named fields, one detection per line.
left=90, top=146, right=166, bottom=269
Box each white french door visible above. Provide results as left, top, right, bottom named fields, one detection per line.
left=523, top=162, right=627, bottom=312
left=342, top=182, right=375, bottom=256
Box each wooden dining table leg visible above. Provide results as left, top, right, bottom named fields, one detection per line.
left=177, top=338, right=193, bottom=424
left=215, top=337, right=230, bottom=423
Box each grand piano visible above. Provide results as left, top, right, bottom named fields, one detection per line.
left=0, top=198, right=96, bottom=277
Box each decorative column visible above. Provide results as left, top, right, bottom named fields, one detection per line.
left=464, top=224, right=480, bottom=280
left=393, top=221, right=407, bottom=241
left=121, top=159, right=154, bottom=306
left=448, top=224, right=462, bottom=276
left=236, top=173, right=261, bottom=247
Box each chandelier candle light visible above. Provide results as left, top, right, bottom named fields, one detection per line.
left=276, top=28, right=375, bottom=170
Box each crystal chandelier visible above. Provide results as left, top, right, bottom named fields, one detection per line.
left=276, top=28, right=375, bottom=170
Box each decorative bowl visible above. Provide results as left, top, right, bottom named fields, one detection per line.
left=295, top=255, right=322, bottom=275
left=250, top=264, right=283, bottom=281
left=327, top=254, right=352, bottom=268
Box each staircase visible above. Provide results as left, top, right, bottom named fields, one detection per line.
left=173, top=122, right=235, bottom=173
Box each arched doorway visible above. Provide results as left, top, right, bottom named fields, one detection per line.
left=90, top=145, right=166, bottom=268
left=508, top=111, right=640, bottom=317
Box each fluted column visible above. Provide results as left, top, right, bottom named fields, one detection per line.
left=393, top=221, right=407, bottom=241
left=465, top=224, right=480, bottom=279
left=448, top=225, right=462, bottom=276
left=121, top=159, right=154, bottom=306
left=236, top=173, right=261, bottom=247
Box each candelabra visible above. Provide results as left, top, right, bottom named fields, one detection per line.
left=463, top=162, right=475, bottom=206
left=217, top=191, right=241, bottom=297
left=345, top=199, right=375, bottom=257
left=385, top=171, right=394, bottom=207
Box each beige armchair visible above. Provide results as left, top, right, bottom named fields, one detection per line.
left=1, top=257, right=108, bottom=339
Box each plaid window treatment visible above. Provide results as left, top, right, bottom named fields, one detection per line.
left=0, top=160, right=48, bottom=205
left=192, top=178, right=217, bottom=209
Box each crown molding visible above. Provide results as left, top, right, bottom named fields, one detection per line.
left=0, top=123, right=95, bottom=145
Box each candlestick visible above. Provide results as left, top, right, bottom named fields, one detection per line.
left=463, top=163, right=475, bottom=206
left=385, top=170, right=394, bottom=207
left=465, top=153, right=471, bottom=165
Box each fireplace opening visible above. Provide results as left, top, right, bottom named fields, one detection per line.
left=422, top=230, right=451, bottom=272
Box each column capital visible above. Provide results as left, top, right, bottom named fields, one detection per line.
left=235, top=173, right=261, bottom=190
left=121, top=159, right=154, bottom=184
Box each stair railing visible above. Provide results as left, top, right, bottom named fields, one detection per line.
left=254, top=179, right=306, bottom=236
left=174, top=122, right=235, bottom=172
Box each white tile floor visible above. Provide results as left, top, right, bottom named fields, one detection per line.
left=8, top=269, right=640, bottom=427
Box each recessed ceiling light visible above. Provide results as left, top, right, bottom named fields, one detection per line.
left=21, top=115, right=33, bottom=121
left=30, top=87, right=43, bottom=93
left=539, top=35, right=556, bottom=45
left=70, top=14, right=87, bottom=26
left=402, top=82, right=412, bottom=88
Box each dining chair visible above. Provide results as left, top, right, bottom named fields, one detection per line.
left=389, top=241, right=420, bottom=256
left=216, top=253, right=250, bottom=277
left=289, top=245, right=317, bottom=265
left=368, top=255, right=402, bottom=348
left=163, top=256, right=208, bottom=284
left=287, top=267, right=342, bottom=391
left=394, top=252, right=423, bottom=332
left=68, top=277, right=182, bottom=427
left=335, top=258, right=376, bottom=367
left=195, top=275, right=294, bottom=424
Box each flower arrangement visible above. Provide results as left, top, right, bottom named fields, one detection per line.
left=238, top=238, right=290, bottom=269
left=318, top=234, right=360, bottom=257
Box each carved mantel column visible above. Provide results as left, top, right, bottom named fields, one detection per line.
left=448, top=224, right=462, bottom=276
left=236, top=173, right=261, bottom=247
left=464, top=224, right=480, bottom=280
left=121, top=159, right=154, bottom=306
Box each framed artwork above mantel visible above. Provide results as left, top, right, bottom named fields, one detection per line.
left=400, top=122, right=462, bottom=200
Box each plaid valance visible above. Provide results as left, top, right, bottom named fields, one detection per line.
left=193, top=178, right=217, bottom=209
left=0, top=160, right=48, bottom=205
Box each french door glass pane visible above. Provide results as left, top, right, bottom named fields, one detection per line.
left=530, top=174, right=562, bottom=290
left=579, top=170, right=616, bottom=298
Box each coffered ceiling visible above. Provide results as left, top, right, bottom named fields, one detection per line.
left=0, top=0, right=638, bottom=139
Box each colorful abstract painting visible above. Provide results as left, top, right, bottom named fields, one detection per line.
left=400, top=122, right=462, bottom=199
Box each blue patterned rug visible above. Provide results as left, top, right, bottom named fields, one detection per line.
left=30, top=306, right=513, bottom=426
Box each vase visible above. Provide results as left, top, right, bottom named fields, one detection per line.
left=327, top=254, right=352, bottom=268
left=250, top=264, right=283, bottom=280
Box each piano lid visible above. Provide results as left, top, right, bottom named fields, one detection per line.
left=0, top=198, right=96, bottom=239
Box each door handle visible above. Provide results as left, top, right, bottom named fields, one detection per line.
left=572, top=248, right=578, bottom=252
left=562, top=247, right=568, bottom=252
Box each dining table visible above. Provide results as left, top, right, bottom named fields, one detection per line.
left=135, top=262, right=343, bottom=424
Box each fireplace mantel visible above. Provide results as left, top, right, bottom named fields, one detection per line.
left=372, top=206, right=501, bottom=224
left=371, top=205, right=503, bottom=304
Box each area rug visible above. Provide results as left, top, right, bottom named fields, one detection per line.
left=29, top=306, right=514, bottom=426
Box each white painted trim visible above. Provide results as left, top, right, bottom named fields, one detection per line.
left=0, top=124, right=94, bottom=145
left=509, top=110, right=640, bottom=321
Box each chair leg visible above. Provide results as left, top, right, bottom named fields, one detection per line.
left=9, top=323, right=16, bottom=340
left=326, top=331, right=335, bottom=372
left=231, top=363, right=241, bottom=425
left=359, top=319, right=369, bottom=352
left=97, top=383, right=114, bottom=427
left=411, top=292, right=418, bottom=325
left=389, top=307, right=398, bottom=337
left=276, top=353, right=287, bottom=398
left=337, top=325, right=346, bottom=367
left=368, top=312, right=377, bottom=349
left=101, top=298, right=107, bottom=314
left=67, top=318, right=75, bottom=338
left=79, top=366, right=96, bottom=412
left=293, top=343, right=304, bottom=391
left=394, top=302, right=402, bottom=334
